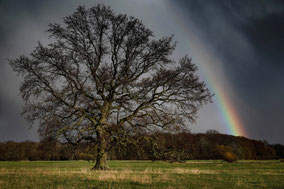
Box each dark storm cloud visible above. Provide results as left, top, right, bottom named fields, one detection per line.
left=0, top=0, right=102, bottom=141
left=0, top=91, right=36, bottom=141
left=1, top=0, right=283, bottom=144
left=0, top=0, right=46, bottom=46
left=0, top=0, right=169, bottom=141
left=0, top=0, right=67, bottom=141
left=174, top=0, right=284, bottom=143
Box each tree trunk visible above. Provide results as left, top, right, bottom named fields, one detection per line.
left=91, top=129, right=109, bottom=170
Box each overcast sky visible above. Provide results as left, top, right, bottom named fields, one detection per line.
left=0, top=0, right=283, bottom=144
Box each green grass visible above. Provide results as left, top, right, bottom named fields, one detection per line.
left=0, top=160, right=283, bottom=188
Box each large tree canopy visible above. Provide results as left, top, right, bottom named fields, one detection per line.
left=10, top=5, right=212, bottom=170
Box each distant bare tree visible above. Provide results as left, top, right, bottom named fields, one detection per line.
left=9, top=5, right=212, bottom=170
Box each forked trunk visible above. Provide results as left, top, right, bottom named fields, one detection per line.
left=91, top=130, right=109, bottom=170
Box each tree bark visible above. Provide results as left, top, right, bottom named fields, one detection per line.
left=91, top=129, right=109, bottom=170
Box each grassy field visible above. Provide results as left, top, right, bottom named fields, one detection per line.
left=0, top=160, right=283, bottom=188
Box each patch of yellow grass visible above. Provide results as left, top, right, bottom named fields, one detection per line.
left=85, top=169, right=168, bottom=184
left=171, top=168, right=217, bottom=175
left=0, top=167, right=217, bottom=185
left=185, top=161, right=214, bottom=164
left=0, top=167, right=170, bottom=184
left=262, top=172, right=284, bottom=175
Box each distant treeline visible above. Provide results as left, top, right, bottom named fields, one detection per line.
left=1, top=131, right=284, bottom=161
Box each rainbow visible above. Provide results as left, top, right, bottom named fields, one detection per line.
left=209, top=79, right=247, bottom=136
left=195, top=54, right=248, bottom=137
left=164, top=1, right=248, bottom=137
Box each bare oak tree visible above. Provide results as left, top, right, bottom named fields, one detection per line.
left=9, top=5, right=212, bottom=170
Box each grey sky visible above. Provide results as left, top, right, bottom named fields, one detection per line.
left=0, top=0, right=283, bottom=144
